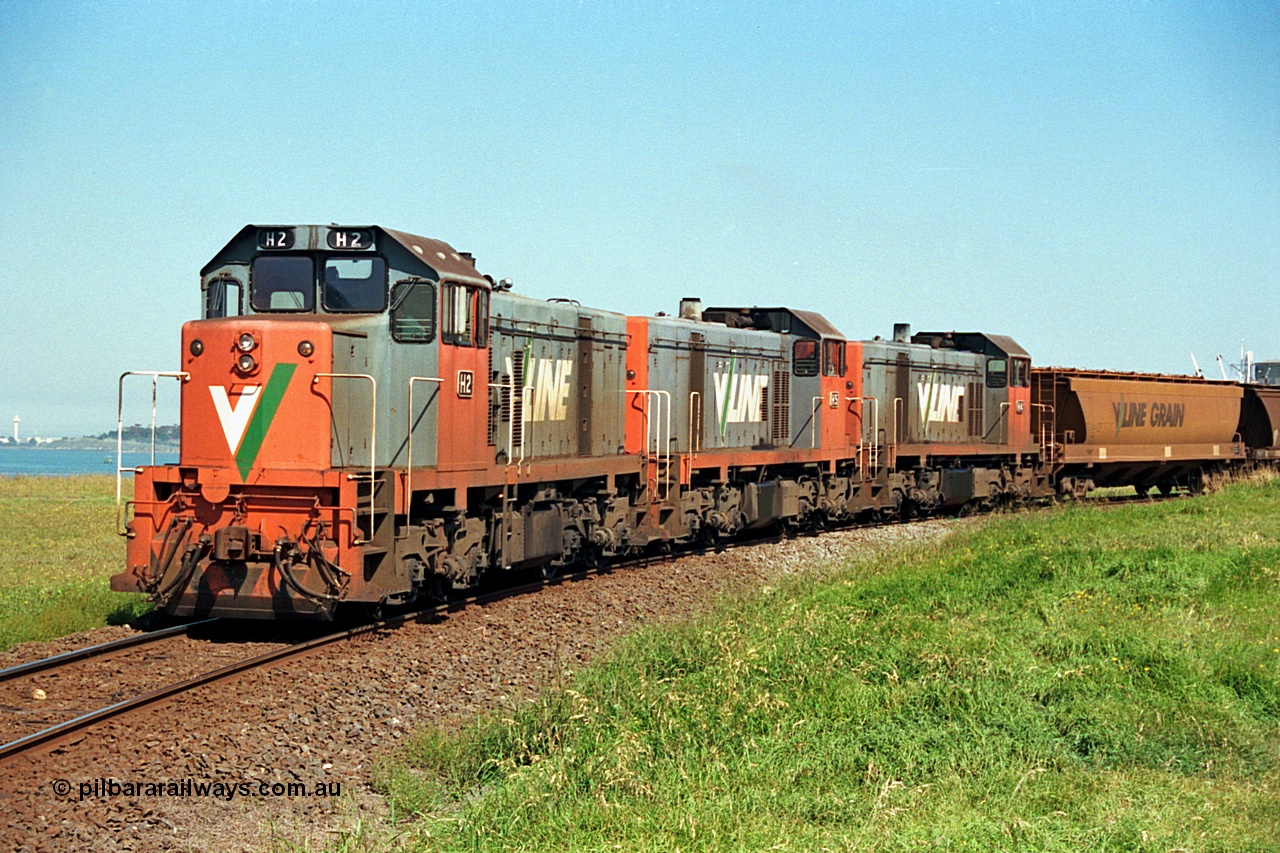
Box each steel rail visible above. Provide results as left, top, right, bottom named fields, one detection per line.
left=0, top=571, right=616, bottom=766
left=0, top=623, right=391, bottom=764
left=0, top=620, right=217, bottom=684
left=0, top=484, right=1187, bottom=767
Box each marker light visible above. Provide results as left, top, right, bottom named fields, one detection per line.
left=297, top=340, right=314, bottom=357
left=237, top=333, right=257, bottom=353
left=237, top=353, right=257, bottom=373
left=189, top=339, right=204, bottom=356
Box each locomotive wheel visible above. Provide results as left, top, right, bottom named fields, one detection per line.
left=1134, top=483, right=1151, bottom=497
left=1158, top=482, right=1175, bottom=496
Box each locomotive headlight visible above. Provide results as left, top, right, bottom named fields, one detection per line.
left=237, top=333, right=257, bottom=353
left=297, top=340, right=314, bottom=357
left=189, top=339, right=204, bottom=356
left=236, top=353, right=257, bottom=373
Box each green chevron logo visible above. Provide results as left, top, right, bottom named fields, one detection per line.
left=209, top=363, right=297, bottom=480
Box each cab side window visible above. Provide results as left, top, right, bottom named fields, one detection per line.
left=822, top=339, right=846, bottom=377
left=204, top=275, right=243, bottom=319
left=1011, top=358, right=1030, bottom=388
left=986, top=358, right=1008, bottom=389
left=442, top=283, right=490, bottom=346
left=793, top=339, right=819, bottom=377
left=390, top=279, right=436, bottom=343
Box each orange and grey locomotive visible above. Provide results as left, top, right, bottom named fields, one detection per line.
left=110, top=224, right=1278, bottom=620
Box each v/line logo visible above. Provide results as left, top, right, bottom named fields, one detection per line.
left=209, top=363, right=296, bottom=480
left=712, top=360, right=769, bottom=436
left=916, top=377, right=964, bottom=429
left=506, top=355, right=573, bottom=422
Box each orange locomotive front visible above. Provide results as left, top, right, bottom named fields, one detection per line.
left=113, top=317, right=395, bottom=618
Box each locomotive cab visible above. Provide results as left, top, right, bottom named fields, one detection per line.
left=909, top=331, right=1036, bottom=452
left=112, top=225, right=489, bottom=619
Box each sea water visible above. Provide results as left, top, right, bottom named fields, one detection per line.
left=0, top=447, right=179, bottom=476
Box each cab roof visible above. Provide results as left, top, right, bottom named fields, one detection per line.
left=202, top=224, right=490, bottom=287
left=911, top=331, right=1030, bottom=359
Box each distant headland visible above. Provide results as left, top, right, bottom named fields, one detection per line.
left=0, top=424, right=180, bottom=452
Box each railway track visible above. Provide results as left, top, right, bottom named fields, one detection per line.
left=0, top=567, right=617, bottom=767
left=0, top=517, right=973, bottom=850
left=0, top=620, right=216, bottom=684
left=0, top=487, right=1184, bottom=769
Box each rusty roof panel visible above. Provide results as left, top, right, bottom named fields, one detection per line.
left=380, top=228, right=490, bottom=286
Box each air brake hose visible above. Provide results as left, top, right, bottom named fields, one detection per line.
left=154, top=536, right=206, bottom=605
left=299, top=520, right=351, bottom=594
left=145, top=517, right=193, bottom=594
left=273, top=542, right=343, bottom=604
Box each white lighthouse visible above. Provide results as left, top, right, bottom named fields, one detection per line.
left=12, top=416, right=18, bottom=443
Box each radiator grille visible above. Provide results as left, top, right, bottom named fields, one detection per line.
left=487, top=344, right=498, bottom=446
left=967, top=381, right=983, bottom=439
left=771, top=369, right=790, bottom=445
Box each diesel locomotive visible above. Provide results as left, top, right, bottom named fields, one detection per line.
left=109, top=225, right=1280, bottom=620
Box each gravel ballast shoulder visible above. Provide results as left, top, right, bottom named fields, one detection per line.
left=0, top=520, right=960, bottom=852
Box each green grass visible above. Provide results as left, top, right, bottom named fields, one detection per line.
left=373, top=477, right=1280, bottom=852
left=0, top=475, right=151, bottom=651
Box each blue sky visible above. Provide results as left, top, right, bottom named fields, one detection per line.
left=1, top=0, right=1276, bottom=436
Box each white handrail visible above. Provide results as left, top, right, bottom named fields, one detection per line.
left=313, top=373, right=377, bottom=545
left=810, top=396, right=823, bottom=449
left=626, top=389, right=671, bottom=497
left=406, top=376, right=443, bottom=527
left=115, top=370, right=189, bottom=532
left=1031, top=402, right=1055, bottom=462
left=519, top=385, right=533, bottom=470
left=865, top=396, right=880, bottom=474
left=847, top=395, right=879, bottom=478
left=655, top=390, right=671, bottom=493
left=487, top=378, right=521, bottom=568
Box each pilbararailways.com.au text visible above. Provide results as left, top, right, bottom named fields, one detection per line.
left=52, top=777, right=342, bottom=801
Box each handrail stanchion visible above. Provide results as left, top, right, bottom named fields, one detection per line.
left=406, top=376, right=444, bottom=527
left=487, top=378, right=520, bottom=568
left=520, top=385, right=533, bottom=471
left=846, top=395, right=878, bottom=480
left=1030, top=402, right=1055, bottom=464
left=116, top=371, right=189, bottom=535
left=655, top=390, right=671, bottom=495
left=626, top=389, right=667, bottom=499
left=811, top=396, right=822, bottom=449
left=891, top=397, right=903, bottom=466
left=313, top=373, right=377, bottom=545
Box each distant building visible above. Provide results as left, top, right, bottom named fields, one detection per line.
left=12, top=416, right=18, bottom=443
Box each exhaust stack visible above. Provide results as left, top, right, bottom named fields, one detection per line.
left=679, top=297, right=703, bottom=320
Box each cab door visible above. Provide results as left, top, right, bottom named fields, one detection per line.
left=819, top=338, right=848, bottom=452
left=843, top=342, right=864, bottom=455
left=1007, top=356, right=1033, bottom=448
left=436, top=282, right=491, bottom=472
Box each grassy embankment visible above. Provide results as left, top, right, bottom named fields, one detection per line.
left=0, top=475, right=150, bottom=651
left=374, top=477, right=1280, bottom=851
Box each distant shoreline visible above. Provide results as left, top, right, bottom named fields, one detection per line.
left=0, top=442, right=181, bottom=452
